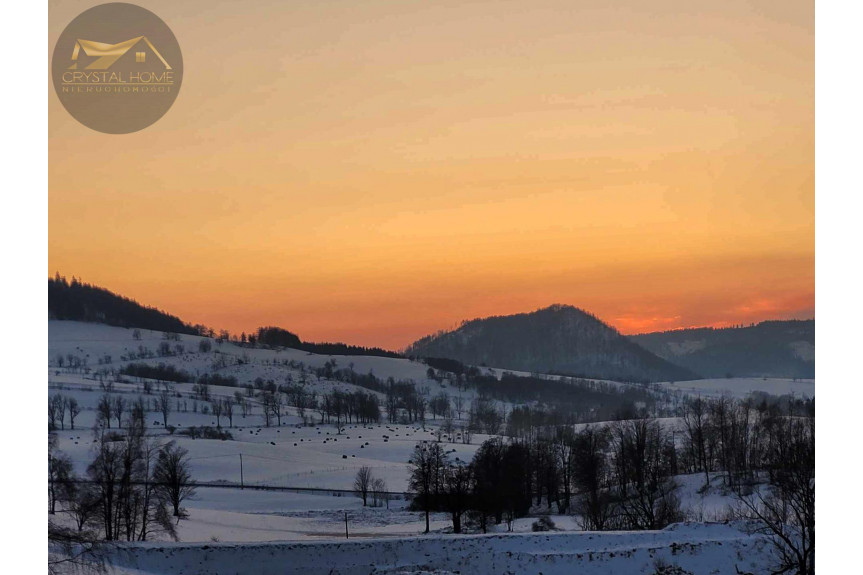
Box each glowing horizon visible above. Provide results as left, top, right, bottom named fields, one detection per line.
left=49, top=0, right=814, bottom=350
left=47, top=268, right=815, bottom=350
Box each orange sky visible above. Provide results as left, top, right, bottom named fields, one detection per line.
left=49, top=0, right=814, bottom=350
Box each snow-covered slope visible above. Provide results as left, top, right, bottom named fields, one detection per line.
left=48, top=319, right=791, bottom=574
left=658, top=377, right=814, bottom=399
left=110, top=522, right=772, bottom=575
left=50, top=320, right=433, bottom=383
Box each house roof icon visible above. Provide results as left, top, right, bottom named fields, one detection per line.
left=69, top=36, right=171, bottom=70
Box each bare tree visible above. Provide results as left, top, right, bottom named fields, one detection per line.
left=734, top=416, right=814, bottom=575
left=442, top=417, right=455, bottom=442
left=610, top=418, right=682, bottom=530
left=453, top=394, right=465, bottom=420
left=153, top=441, right=196, bottom=518
left=48, top=442, right=73, bottom=515
left=261, top=393, right=273, bottom=427
left=129, top=396, right=147, bottom=434
left=443, top=461, right=472, bottom=533
left=48, top=395, right=60, bottom=431
left=222, top=397, right=234, bottom=428
left=193, top=382, right=210, bottom=402
left=135, top=438, right=176, bottom=542
left=232, top=391, right=251, bottom=419
left=48, top=521, right=108, bottom=575
left=553, top=428, right=575, bottom=514
left=371, top=477, right=390, bottom=508
left=156, top=388, right=172, bottom=428
left=87, top=433, right=122, bottom=541
left=210, top=398, right=223, bottom=428
left=111, top=396, right=126, bottom=429
left=354, top=466, right=374, bottom=506
left=572, top=424, right=613, bottom=530
left=429, top=392, right=450, bottom=420
left=270, top=392, right=284, bottom=426
left=57, top=396, right=68, bottom=430
left=408, top=442, right=447, bottom=533
left=460, top=424, right=472, bottom=445
left=96, top=395, right=112, bottom=428
left=68, top=397, right=81, bottom=430
left=66, top=483, right=102, bottom=532
left=682, top=396, right=711, bottom=487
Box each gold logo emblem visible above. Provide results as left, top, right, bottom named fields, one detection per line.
left=52, top=3, right=183, bottom=134
left=69, top=37, right=172, bottom=70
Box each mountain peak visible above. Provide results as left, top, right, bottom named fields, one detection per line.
left=407, top=306, right=696, bottom=383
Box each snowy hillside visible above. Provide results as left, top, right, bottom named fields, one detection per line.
left=48, top=320, right=811, bottom=573
left=658, top=377, right=814, bottom=399
left=109, top=522, right=774, bottom=575
left=50, top=320, right=433, bottom=384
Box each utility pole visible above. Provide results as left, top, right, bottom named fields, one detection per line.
left=239, top=454, right=244, bottom=489
left=344, top=512, right=349, bottom=539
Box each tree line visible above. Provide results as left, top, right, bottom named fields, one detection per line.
left=49, top=412, right=196, bottom=572
left=237, top=326, right=404, bottom=358
left=49, top=275, right=198, bottom=335
left=406, top=418, right=683, bottom=535
left=405, top=395, right=814, bottom=575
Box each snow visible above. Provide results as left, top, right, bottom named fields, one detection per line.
left=658, top=377, right=815, bottom=399
left=49, top=320, right=433, bottom=385
left=48, top=320, right=789, bottom=573
left=108, top=522, right=773, bottom=575
left=173, top=490, right=451, bottom=543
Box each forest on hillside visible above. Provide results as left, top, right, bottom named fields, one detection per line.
left=631, top=320, right=815, bottom=379
left=408, top=305, right=698, bottom=383
left=48, top=276, right=199, bottom=335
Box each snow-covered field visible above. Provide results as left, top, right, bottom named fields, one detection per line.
left=659, top=377, right=814, bottom=399
left=48, top=320, right=487, bottom=550
left=49, top=320, right=433, bottom=385
left=48, top=320, right=803, bottom=573
left=109, top=522, right=773, bottom=575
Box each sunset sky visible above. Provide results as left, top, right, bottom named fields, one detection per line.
left=49, top=0, right=814, bottom=350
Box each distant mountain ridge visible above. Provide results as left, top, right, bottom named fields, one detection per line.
left=406, top=304, right=700, bottom=383
left=629, top=320, right=815, bottom=379
left=48, top=276, right=199, bottom=335
left=50, top=277, right=811, bottom=376
left=48, top=276, right=403, bottom=358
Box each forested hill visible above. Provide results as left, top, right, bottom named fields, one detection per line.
left=48, top=276, right=199, bottom=335
left=48, top=277, right=404, bottom=358
left=406, top=304, right=699, bottom=383
left=630, top=320, right=815, bottom=379
left=255, top=326, right=403, bottom=358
